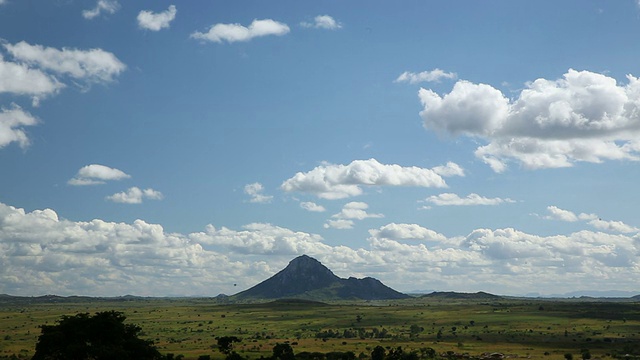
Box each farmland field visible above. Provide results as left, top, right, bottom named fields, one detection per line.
left=1, top=297, right=639, bottom=360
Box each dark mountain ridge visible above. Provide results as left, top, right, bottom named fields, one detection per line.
left=232, top=255, right=410, bottom=301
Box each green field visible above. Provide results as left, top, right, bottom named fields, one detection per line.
left=1, top=297, right=639, bottom=360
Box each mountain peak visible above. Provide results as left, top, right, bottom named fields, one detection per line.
left=286, top=254, right=324, bottom=270
left=233, top=255, right=410, bottom=301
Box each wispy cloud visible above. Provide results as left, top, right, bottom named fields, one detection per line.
left=82, top=0, right=120, bottom=20
left=106, top=187, right=163, bottom=204
left=300, top=15, right=342, bottom=30
left=324, top=202, right=383, bottom=230
left=244, top=182, right=273, bottom=204
left=191, top=19, right=290, bottom=43
left=425, top=193, right=515, bottom=206
left=300, top=202, right=326, bottom=212
left=395, top=69, right=457, bottom=84
left=137, top=5, right=177, bottom=31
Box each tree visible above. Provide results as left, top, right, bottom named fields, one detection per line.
left=216, top=336, right=242, bottom=355
left=272, top=343, right=295, bottom=360
left=31, top=310, right=163, bottom=360
left=371, top=346, right=385, bottom=360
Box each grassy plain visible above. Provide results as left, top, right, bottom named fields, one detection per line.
left=1, top=297, right=639, bottom=360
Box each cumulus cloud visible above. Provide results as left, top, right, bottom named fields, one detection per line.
left=544, top=206, right=638, bottom=234
left=324, top=202, right=383, bottom=230
left=300, top=201, right=326, bottom=212
left=106, top=187, right=163, bottom=204
left=0, top=104, right=38, bottom=149
left=395, top=68, right=457, bottom=84
left=281, top=158, right=462, bottom=199
left=68, top=164, right=130, bottom=186
left=82, top=0, right=120, bottom=19
left=300, top=15, right=342, bottom=30
left=3, top=41, right=126, bottom=85
left=0, top=55, right=64, bottom=99
left=419, top=69, right=640, bottom=172
left=190, top=19, right=290, bottom=43
left=369, top=223, right=447, bottom=243
left=194, top=223, right=330, bottom=255
left=425, top=193, right=515, bottom=206
left=588, top=218, right=639, bottom=234
left=545, top=206, right=580, bottom=222
left=244, top=182, right=273, bottom=204
left=324, top=219, right=354, bottom=230
left=332, top=202, right=384, bottom=220
left=0, top=201, right=638, bottom=296
left=137, top=5, right=177, bottom=31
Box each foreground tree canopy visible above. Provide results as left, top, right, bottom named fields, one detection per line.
left=31, top=311, right=163, bottom=360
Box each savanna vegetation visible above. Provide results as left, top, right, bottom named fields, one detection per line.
left=0, top=297, right=639, bottom=360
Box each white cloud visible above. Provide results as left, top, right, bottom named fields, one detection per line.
left=0, top=104, right=38, bottom=149
left=324, top=202, right=383, bottom=230
left=137, top=5, right=177, bottom=31
left=545, top=206, right=579, bottom=222
left=544, top=206, right=638, bottom=234
left=244, top=182, right=273, bottom=204
left=68, top=164, right=130, bottom=186
left=432, top=162, right=465, bottom=177
left=333, top=202, right=384, bottom=220
left=419, top=69, right=640, bottom=172
left=4, top=41, right=126, bottom=85
left=300, top=201, right=326, bottom=212
left=425, top=193, right=515, bottom=206
left=369, top=223, right=447, bottom=243
left=193, top=223, right=330, bottom=255
left=82, top=0, right=120, bottom=19
left=587, top=219, right=639, bottom=234
left=106, top=187, right=163, bottom=204
left=190, top=19, right=290, bottom=43
left=281, top=158, right=461, bottom=199
left=323, top=219, right=354, bottom=230
left=0, top=55, right=64, bottom=98
left=300, top=15, right=342, bottom=30
left=395, top=69, right=457, bottom=84
left=0, top=201, right=639, bottom=296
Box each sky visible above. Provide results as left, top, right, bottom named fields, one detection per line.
left=1, top=0, right=640, bottom=297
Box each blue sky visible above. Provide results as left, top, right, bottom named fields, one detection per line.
left=1, top=0, right=640, bottom=297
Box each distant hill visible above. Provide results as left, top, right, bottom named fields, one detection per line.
left=0, top=294, right=148, bottom=304
left=232, top=255, right=410, bottom=301
left=421, top=291, right=502, bottom=300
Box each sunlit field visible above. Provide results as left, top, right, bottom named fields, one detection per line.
left=1, top=297, right=639, bottom=360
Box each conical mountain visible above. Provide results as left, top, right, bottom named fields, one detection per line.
left=232, top=255, right=410, bottom=301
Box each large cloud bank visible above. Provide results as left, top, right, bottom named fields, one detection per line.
left=1, top=202, right=638, bottom=296
left=419, top=69, right=640, bottom=172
